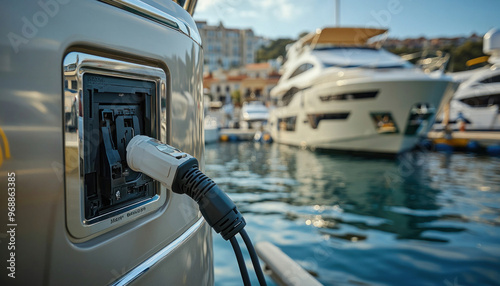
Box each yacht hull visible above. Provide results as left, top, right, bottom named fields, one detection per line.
left=269, top=78, right=456, bottom=154
left=434, top=88, right=500, bottom=131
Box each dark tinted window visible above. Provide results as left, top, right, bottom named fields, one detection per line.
left=281, top=87, right=300, bottom=106
left=370, top=112, right=399, bottom=134
left=404, top=103, right=434, bottom=135
left=307, top=113, right=350, bottom=129
left=322, top=63, right=407, bottom=69
left=460, top=94, right=500, bottom=107
left=289, top=63, right=314, bottom=78
left=480, top=75, right=500, bottom=84
left=320, top=91, right=378, bottom=101
left=278, top=116, right=297, bottom=131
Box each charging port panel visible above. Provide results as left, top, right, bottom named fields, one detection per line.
left=83, top=73, right=156, bottom=221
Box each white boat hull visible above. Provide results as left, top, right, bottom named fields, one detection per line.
left=434, top=84, right=500, bottom=131
left=204, top=115, right=220, bottom=144
left=205, top=128, right=219, bottom=144
left=269, top=78, right=456, bottom=154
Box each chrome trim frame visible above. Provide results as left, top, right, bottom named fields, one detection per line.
left=171, top=0, right=198, bottom=16
left=100, top=0, right=201, bottom=45
left=64, top=52, right=168, bottom=241
left=111, top=218, right=206, bottom=286
left=183, top=0, right=198, bottom=16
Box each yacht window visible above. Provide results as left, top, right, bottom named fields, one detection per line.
left=323, top=63, right=408, bottom=69
left=460, top=94, right=500, bottom=107
left=280, top=87, right=300, bottom=106
left=278, top=116, right=297, bottom=131
left=370, top=112, right=399, bottom=134
left=289, top=63, right=314, bottom=78
left=307, top=113, right=350, bottom=129
left=404, top=103, right=435, bottom=135
left=314, top=46, right=378, bottom=51
left=480, top=75, right=500, bottom=84
left=320, top=91, right=378, bottom=101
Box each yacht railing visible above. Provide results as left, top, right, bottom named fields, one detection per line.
left=401, top=50, right=451, bottom=73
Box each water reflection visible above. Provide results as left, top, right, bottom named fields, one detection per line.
left=206, top=142, right=500, bottom=285
left=207, top=143, right=467, bottom=242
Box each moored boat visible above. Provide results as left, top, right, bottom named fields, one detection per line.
left=434, top=28, right=500, bottom=132
left=268, top=27, right=457, bottom=154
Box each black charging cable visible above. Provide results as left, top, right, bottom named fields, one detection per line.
left=172, top=159, right=267, bottom=286
left=240, top=229, right=266, bottom=286
left=230, top=236, right=251, bottom=286
left=126, top=136, right=267, bottom=285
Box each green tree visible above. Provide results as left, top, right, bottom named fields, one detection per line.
left=231, top=89, right=241, bottom=106
left=256, top=38, right=295, bottom=62
left=450, top=41, right=484, bottom=72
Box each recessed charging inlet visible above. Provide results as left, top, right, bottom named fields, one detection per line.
left=63, top=52, right=168, bottom=241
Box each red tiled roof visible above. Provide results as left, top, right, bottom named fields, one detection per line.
left=227, top=75, right=247, bottom=81
left=245, top=63, right=270, bottom=70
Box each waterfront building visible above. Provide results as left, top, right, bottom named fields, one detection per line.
left=196, top=21, right=268, bottom=71
left=203, top=62, right=280, bottom=104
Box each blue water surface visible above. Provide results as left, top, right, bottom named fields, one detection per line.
left=205, top=142, right=500, bottom=286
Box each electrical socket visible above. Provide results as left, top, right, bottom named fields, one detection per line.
left=82, top=73, right=157, bottom=221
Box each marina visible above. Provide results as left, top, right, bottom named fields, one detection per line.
left=203, top=27, right=500, bottom=159
left=200, top=23, right=500, bottom=286
left=207, top=141, right=500, bottom=285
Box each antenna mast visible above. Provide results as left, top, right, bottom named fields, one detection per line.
left=335, top=0, right=340, bottom=26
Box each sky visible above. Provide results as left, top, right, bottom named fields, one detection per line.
left=194, top=0, right=500, bottom=40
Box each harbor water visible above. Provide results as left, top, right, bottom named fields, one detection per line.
left=205, top=142, right=500, bottom=286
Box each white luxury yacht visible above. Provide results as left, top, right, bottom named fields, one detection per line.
left=268, top=27, right=457, bottom=154
left=239, top=101, right=270, bottom=129
left=434, top=28, right=500, bottom=131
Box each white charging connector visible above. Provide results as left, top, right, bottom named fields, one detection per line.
left=126, top=135, right=246, bottom=240
left=126, top=135, right=194, bottom=189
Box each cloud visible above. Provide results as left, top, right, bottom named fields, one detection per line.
left=195, top=0, right=247, bottom=18
left=251, top=0, right=301, bottom=20
left=239, top=10, right=259, bottom=18
left=196, top=0, right=236, bottom=13
left=195, top=0, right=302, bottom=21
